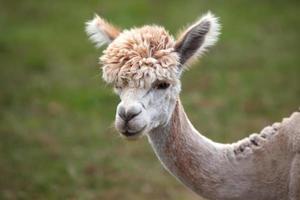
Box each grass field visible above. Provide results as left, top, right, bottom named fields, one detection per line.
left=1, top=0, right=300, bottom=199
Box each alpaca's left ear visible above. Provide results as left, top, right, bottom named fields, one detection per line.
left=85, top=14, right=121, bottom=48
left=175, top=12, right=221, bottom=65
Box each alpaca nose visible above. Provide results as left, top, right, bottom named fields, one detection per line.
left=118, top=104, right=142, bottom=122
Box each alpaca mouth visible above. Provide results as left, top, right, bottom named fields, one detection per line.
left=121, top=125, right=146, bottom=138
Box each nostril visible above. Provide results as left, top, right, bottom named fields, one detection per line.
left=126, top=105, right=142, bottom=121
left=126, top=110, right=141, bottom=121
left=118, top=105, right=142, bottom=122
left=118, top=106, right=127, bottom=121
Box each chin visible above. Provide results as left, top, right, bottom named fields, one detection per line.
left=116, top=124, right=147, bottom=140
left=120, top=132, right=144, bottom=140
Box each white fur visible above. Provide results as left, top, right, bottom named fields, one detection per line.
left=114, top=83, right=181, bottom=139
left=85, top=15, right=112, bottom=48
left=191, top=11, right=221, bottom=57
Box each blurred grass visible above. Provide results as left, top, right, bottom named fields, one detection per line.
left=0, top=0, right=299, bottom=199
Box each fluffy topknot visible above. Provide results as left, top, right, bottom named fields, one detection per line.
left=100, top=25, right=180, bottom=88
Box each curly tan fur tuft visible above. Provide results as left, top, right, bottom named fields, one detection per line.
left=100, top=26, right=180, bottom=88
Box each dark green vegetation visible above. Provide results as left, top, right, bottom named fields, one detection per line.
left=0, top=0, right=299, bottom=199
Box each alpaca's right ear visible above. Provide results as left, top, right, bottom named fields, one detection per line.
left=85, top=15, right=121, bottom=48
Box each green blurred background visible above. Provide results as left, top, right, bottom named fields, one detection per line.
left=1, top=0, right=299, bottom=199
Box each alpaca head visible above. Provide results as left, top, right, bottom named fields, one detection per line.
left=86, top=12, right=220, bottom=139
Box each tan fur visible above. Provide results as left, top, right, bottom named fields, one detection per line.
left=94, top=15, right=120, bottom=41
left=100, top=26, right=180, bottom=88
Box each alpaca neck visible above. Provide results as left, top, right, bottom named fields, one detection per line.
left=147, top=99, right=226, bottom=198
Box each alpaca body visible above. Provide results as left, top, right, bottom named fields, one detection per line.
left=148, top=100, right=300, bottom=200
left=85, top=12, right=300, bottom=200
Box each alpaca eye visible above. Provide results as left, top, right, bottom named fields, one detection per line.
left=156, top=82, right=170, bottom=90
left=114, top=85, right=122, bottom=94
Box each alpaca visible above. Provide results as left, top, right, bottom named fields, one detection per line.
left=85, top=12, right=300, bottom=200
